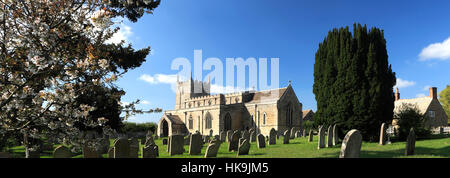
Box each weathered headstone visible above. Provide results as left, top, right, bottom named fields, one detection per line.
left=169, top=135, right=185, bottom=156
left=189, top=132, right=202, bottom=155
left=308, top=130, right=313, bottom=142
left=129, top=137, right=139, bottom=158
left=339, top=129, right=362, bottom=158
left=145, top=135, right=156, bottom=147
left=326, top=125, right=333, bottom=147
left=250, top=130, right=257, bottom=142
left=318, top=125, right=325, bottom=149
left=283, top=130, right=290, bottom=144
left=184, top=133, right=191, bottom=145
left=295, top=130, right=302, bottom=138
left=209, top=130, right=213, bottom=137
left=162, top=138, right=168, bottom=145
left=269, top=128, right=277, bottom=145
left=83, top=144, right=100, bottom=158
left=228, top=132, right=239, bottom=152
left=220, top=131, right=226, bottom=142
left=257, top=134, right=266, bottom=148
left=98, top=138, right=110, bottom=154
left=332, top=125, right=338, bottom=146
left=53, top=145, right=72, bottom=158
left=379, top=123, right=386, bottom=145
left=142, top=145, right=159, bottom=158
left=237, top=139, right=250, bottom=156
left=204, top=142, right=221, bottom=158
left=203, top=136, right=210, bottom=144
left=242, top=130, right=250, bottom=141
left=303, top=129, right=307, bottom=138
left=113, top=138, right=130, bottom=158
left=405, top=128, right=416, bottom=156
left=226, top=130, right=233, bottom=142
left=290, top=128, right=295, bottom=139
left=108, top=147, right=114, bottom=158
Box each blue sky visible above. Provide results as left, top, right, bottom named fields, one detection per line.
left=114, top=0, right=450, bottom=123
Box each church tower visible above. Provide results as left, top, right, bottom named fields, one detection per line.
left=174, top=73, right=211, bottom=109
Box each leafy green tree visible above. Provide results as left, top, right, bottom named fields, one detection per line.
left=439, top=85, right=450, bottom=124
left=395, top=103, right=431, bottom=140
left=313, top=23, right=396, bottom=141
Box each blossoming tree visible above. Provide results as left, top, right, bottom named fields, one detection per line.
left=0, top=0, right=162, bottom=155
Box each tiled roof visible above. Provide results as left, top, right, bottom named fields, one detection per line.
left=246, top=87, right=288, bottom=103
left=394, top=97, right=432, bottom=115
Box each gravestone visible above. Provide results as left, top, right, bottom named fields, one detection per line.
left=113, top=138, right=130, bottom=158
left=339, top=129, right=362, bottom=158
left=295, top=130, right=302, bottom=138
left=303, top=129, right=307, bottom=138
left=162, top=138, right=168, bottom=145
left=283, top=130, right=290, bottom=144
left=326, top=125, right=333, bottom=147
left=83, top=144, right=100, bottom=158
left=142, top=145, right=159, bottom=158
left=219, top=131, right=226, bottom=142
left=145, top=134, right=156, bottom=147
left=379, top=123, right=386, bottom=145
left=209, top=130, right=213, bottom=137
left=308, top=130, right=313, bottom=142
left=203, top=136, right=210, bottom=144
left=257, top=134, right=266, bottom=148
left=333, top=125, right=338, bottom=146
left=290, top=128, right=296, bottom=139
left=318, top=125, right=325, bottom=149
left=228, top=132, right=239, bottom=152
left=405, top=128, right=416, bottom=156
left=226, top=130, right=233, bottom=142
left=108, top=147, right=114, bottom=158
left=99, top=138, right=110, bottom=154
left=129, top=137, right=139, bottom=158
left=167, top=136, right=171, bottom=152
left=250, top=130, right=257, bottom=142
left=242, top=130, right=250, bottom=141
left=169, top=135, right=185, bottom=156
left=189, top=132, right=202, bottom=155
left=205, top=141, right=221, bottom=158
left=53, top=145, right=72, bottom=158
left=269, top=128, right=277, bottom=145
left=237, top=139, right=250, bottom=156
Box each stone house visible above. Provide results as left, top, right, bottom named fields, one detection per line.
left=157, top=77, right=303, bottom=137
left=392, top=87, right=448, bottom=130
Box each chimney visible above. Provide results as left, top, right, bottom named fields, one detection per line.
left=429, top=87, right=437, bottom=99
left=394, top=88, right=400, bottom=101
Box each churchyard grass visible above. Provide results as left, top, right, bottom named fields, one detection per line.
left=6, top=135, right=450, bottom=158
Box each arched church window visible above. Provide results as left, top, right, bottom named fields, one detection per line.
left=263, top=112, right=266, bottom=125
left=188, top=115, right=193, bottom=129
left=205, top=113, right=212, bottom=129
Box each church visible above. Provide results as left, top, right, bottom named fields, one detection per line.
left=157, top=76, right=304, bottom=137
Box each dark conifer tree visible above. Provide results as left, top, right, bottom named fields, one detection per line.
left=313, top=24, right=396, bottom=141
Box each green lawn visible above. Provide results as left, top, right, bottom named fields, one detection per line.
left=6, top=135, right=450, bottom=158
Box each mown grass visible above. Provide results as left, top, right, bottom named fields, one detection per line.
left=6, top=135, right=450, bottom=158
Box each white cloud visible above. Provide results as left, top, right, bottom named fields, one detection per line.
left=140, top=100, right=150, bottom=105
left=423, top=85, right=431, bottom=91
left=105, top=23, right=132, bottom=44
left=416, top=93, right=426, bottom=98
left=419, top=37, right=450, bottom=61
left=394, top=78, right=416, bottom=89
left=139, top=74, right=178, bottom=85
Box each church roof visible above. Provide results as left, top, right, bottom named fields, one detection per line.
left=246, top=87, right=288, bottom=103
left=394, top=97, right=432, bottom=115
left=163, top=114, right=185, bottom=125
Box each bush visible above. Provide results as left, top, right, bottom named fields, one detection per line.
left=120, top=122, right=157, bottom=134
left=395, top=103, right=431, bottom=140
left=302, top=120, right=314, bottom=132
